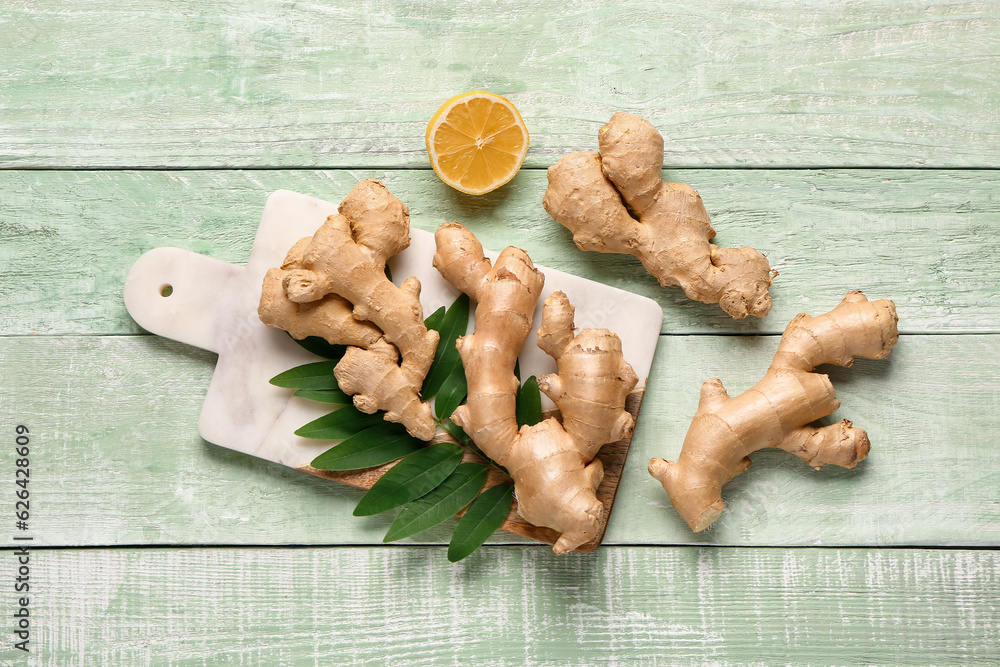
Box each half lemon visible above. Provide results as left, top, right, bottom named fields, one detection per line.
left=426, top=91, right=529, bottom=195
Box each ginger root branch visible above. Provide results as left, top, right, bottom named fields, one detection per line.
left=433, top=223, right=638, bottom=554
left=259, top=180, right=439, bottom=441
left=649, top=291, right=898, bottom=531
left=544, top=112, right=774, bottom=319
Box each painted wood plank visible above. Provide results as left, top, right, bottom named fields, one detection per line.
left=2, top=333, right=997, bottom=548
left=1, top=1, right=998, bottom=168
left=2, top=168, right=998, bottom=337
left=0, top=546, right=996, bottom=664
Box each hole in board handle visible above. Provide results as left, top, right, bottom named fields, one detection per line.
left=160, top=284, right=174, bottom=298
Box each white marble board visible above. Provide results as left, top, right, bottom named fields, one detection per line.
left=124, top=189, right=664, bottom=470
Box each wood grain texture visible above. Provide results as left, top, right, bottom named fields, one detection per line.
left=2, top=168, right=998, bottom=337
left=3, top=333, right=997, bottom=548
left=0, top=545, right=996, bottom=665
left=1, top=1, right=998, bottom=168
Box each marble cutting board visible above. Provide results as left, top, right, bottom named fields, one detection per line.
left=124, top=189, right=664, bottom=551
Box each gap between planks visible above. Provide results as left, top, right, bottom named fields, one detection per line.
left=1, top=543, right=998, bottom=552
left=5, top=165, right=1000, bottom=172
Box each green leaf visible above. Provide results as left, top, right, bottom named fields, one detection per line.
left=442, top=418, right=469, bottom=445
left=448, top=483, right=514, bottom=562
left=353, top=442, right=465, bottom=517
left=293, top=388, right=352, bottom=404
left=434, top=367, right=468, bottom=421
left=270, top=360, right=340, bottom=390
left=291, top=336, right=348, bottom=360
left=422, top=294, right=470, bottom=398
left=295, top=408, right=383, bottom=440
left=311, top=422, right=423, bottom=471
left=383, top=462, right=488, bottom=542
left=516, top=376, right=543, bottom=428
left=423, top=306, right=446, bottom=332
left=385, top=264, right=393, bottom=283
left=513, top=359, right=521, bottom=382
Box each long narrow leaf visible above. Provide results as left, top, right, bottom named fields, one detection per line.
left=434, top=367, right=468, bottom=421
left=423, top=306, right=446, bottom=333
left=293, top=388, right=352, bottom=404
left=448, top=483, right=514, bottom=562
left=516, top=376, right=543, bottom=428
left=425, top=355, right=464, bottom=402
left=383, top=463, right=488, bottom=542
left=311, top=422, right=423, bottom=471
left=270, top=360, right=339, bottom=390
left=291, top=336, right=348, bottom=360
left=353, top=442, right=465, bottom=516
left=295, top=408, right=383, bottom=440
left=422, top=294, right=470, bottom=398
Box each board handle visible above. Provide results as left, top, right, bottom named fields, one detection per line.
left=124, top=247, right=243, bottom=353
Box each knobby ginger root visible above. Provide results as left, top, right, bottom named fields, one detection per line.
left=648, top=291, right=898, bottom=532
left=433, top=223, right=638, bottom=554
left=259, top=237, right=383, bottom=349
left=259, top=180, right=439, bottom=441
left=543, top=112, right=774, bottom=319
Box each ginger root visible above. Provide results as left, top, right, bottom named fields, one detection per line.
left=649, top=291, right=898, bottom=532
left=434, top=223, right=638, bottom=554
left=259, top=237, right=383, bottom=349
left=259, top=180, right=439, bottom=441
left=543, top=112, right=774, bottom=319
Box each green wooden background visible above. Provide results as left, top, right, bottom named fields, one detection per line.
left=2, top=1, right=998, bottom=664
